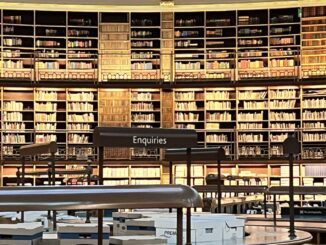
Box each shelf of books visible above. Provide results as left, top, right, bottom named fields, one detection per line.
left=174, top=164, right=206, bottom=185
left=2, top=87, right=34, bottom=160
left=269, top=86, right=301, bottom=159
left=302, top=6, right=326, bottom=78
left=100, top=12, right=130, bottom=81
left=205, top=88, right=236, bottom=159
left=67, top=12, right=98, bottom=80
left=237, top=87, right=269, bottom=159
left=301, top=85, right=326, bottom=160
left=269, top=8, right=301, bottom=78
left=237, top=9, right=269, bottom=79
left=34, top=88, right=66, bottom=160
left=130, top=89, right=161, bottom=159
left=0, top=7, right=325, bottom=81
left=0, top=7, right=324, bottom=82
left=2, top=10, right=34, bottom=80
left=34, top=11, right=67, bottom=80
left=174, top=12, right=205, bottom=80
left=205, top=11, right=236, bottom=80
left=66, top=88, right=98, bottom=160
left=174, top=88, right=205, bottom=145
left=103, top=164, right=162, bottom=185
left=131, top=13, right=161, bottom=80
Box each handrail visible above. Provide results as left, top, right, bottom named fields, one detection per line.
left=0, top=184, right=202, bottom=211
left=0, top=184, right=202, bottom=245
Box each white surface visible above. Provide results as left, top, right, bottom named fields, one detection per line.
left=60, top=240, right=109, bottom=245
left=0, top=239, right=42, bottom=245
left=57, top=223, right=110, bottom=233
left=0, top=222, right=43, bottom=235
left=156, top=217, right=224, bottom=244
left=109, top=235, right=167, bottom=245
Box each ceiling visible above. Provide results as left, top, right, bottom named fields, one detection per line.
left=0, top=0, right=296, bottom=5
left=0, top=0, right=323, bottom=11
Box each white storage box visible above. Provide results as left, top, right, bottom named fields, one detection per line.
left=0, top=223, right=43, bottom=245
left=113, top=211, right=173, bottom=236
left=191, top=213, right=245, bottom=240
left=57, top=223, right=110, bottom=245
left=125, top=218, right=156, bottom=235
left=113, top=212, right=142, bottom=235
left=155, top=213, right=245, bottom=244
left=109, top=235, right=167, bottom=245
left=155, top=216, right=223, bottom=245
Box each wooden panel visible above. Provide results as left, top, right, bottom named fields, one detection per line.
left=99, top=89, right=131, bottom=159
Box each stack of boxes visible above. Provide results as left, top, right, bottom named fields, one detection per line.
left=111, top=211, right=245, bottom=244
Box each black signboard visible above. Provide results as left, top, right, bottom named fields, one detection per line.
left=93, top=127, right=198, bottom=148
left=165, top=147, right=225, bottom=161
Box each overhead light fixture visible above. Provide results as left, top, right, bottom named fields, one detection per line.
left=160, top=0, right=174, bottom=7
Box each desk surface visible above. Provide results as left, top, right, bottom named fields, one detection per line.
left=247, top=219, right=326, bottom=233
left=240, top=226, right=312, bottom=245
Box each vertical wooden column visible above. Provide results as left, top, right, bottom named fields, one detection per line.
left=161, top=90, right=174, bottom=183
left=98, top=89, right=131, bottom=160
left=161, top=12, right=174, bottom=81
left=99, top=14, right=131, bottom=81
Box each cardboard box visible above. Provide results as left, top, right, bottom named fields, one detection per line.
left=125, top=218, right=156, bottom=235
left=57, top=223, right=110, bottom=245
left=113, top=211, right=174, bottom=236
left=155, top=216, right=224, bottom=244
left=191, top=213, right=245, bottom=240
left=155, top=213, right=245, bottom=244
left=113, top=212, right=143, bottom=236
left=0, top=223, right=43, bottom=245
left=109, top=235, right=167, bottom=245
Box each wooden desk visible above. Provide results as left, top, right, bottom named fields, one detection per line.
left=246, top=220, right=324, bottom=244
left=240, top=226, right=312, bottom=245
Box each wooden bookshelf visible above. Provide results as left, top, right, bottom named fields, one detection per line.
left=174, top=88, right=205, bottom=145
left=67, top=12, right=98, bottom=80
left=100, top=12, right=130, bottom=81
left=237, top=9, right=269, bottom=79
left=174, top=12, right=205, bottom=80
left=0, top=7, right=325, bottom=81
left=34, top=10, right=67, bottom=80
left=269, top=8, right=301, bottom=78
left=130, top=89, right=161, bottom=159
left=103, top=164, right=162, bottom=185
left=302, top=6, right=326, bottom=78
left=161, top=12, right=174, bottom=81
left=301, top=85, right=326, bottom=160
left=269, top=86, right=300, bottom=158
left=237, top=87, right=269, bottom=159
left=2, top=10, right=34, bottom=79
left=98, top=88, right=130, bottom=160
left=2, top=87, right=34, bottom=160
left=205, top=87, right=236, bottom=158
left=205, top=11, right=236, bottom=80
left=66, top=88, right=98, bottom=160
left=34, top=87, right=66, bottom=160
left=131, top=13, right=161, bottom=80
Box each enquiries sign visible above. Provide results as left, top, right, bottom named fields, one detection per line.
left=93, top=127, right=198, bottom=148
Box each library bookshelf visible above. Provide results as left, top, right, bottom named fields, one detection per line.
left=0, top=4, right=326, bottom=207
left=0, top=6, right=324, bottom=81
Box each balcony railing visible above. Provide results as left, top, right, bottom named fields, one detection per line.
left=0, top=48, right=325, bottom=82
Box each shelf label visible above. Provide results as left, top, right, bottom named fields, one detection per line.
left=93, top=127, right=197, bottom=148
